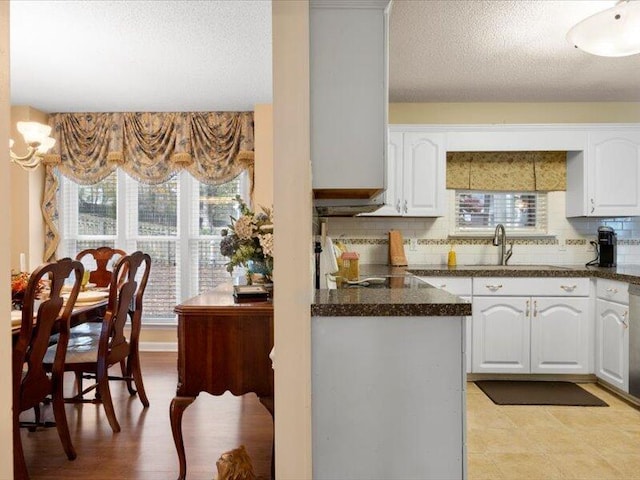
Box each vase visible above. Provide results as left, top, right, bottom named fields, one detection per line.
left=247, top=259, right=273, bottom=286
left=12, top=292, right=24, bottom=310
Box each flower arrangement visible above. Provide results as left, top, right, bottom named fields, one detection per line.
left=11, top=271, right=44, bottom=310
left=220, top=195, right=273, bottom=283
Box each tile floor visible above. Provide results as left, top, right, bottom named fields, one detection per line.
left=467, top=382, right=640, bottom=480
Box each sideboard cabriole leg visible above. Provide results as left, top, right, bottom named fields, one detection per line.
left=170, top=396, right=196, bottom=480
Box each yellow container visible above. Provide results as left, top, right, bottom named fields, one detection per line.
left=340, top=252, right=360, bottom=281
left=447, top=246, right=457, bottom=267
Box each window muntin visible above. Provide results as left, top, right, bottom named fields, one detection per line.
left=58, top=170, right=248, bottom=324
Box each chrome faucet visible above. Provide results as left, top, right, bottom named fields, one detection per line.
left=493, top=224, right=513, bottom=265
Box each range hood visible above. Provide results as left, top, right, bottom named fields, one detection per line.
left=314, top=189, right=384, bottom=217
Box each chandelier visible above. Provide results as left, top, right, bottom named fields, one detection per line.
left=9, top=121, right=56, bottom=170
left=567, top=0, right=640, bottom=57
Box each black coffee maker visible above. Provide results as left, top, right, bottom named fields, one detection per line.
left=598, top=226, right=617, bottom=267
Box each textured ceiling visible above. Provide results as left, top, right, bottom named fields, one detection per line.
left=9, top=0, right=640, bottom=113
left=389, top=0, right=640, bottom=102
left=9, top=0, right=273, bottom=112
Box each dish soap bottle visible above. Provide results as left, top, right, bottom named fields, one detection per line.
left=447, top=245, right=457, bottom=267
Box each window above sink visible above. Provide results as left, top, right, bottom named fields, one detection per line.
left=454, top=190, right=547, bottom=236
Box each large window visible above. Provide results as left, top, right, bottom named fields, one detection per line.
left=58, top=170, right=248, bottom=324
left=454, top=190, right=547, bottom=235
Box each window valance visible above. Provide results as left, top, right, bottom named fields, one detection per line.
left=446, top=151, right=566, bottom=192
left=43, top=111, right=254, bottom=185
left=42, top=111, right=254, bottom=261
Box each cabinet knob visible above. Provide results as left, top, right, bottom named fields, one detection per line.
left=560, top=285, right=577, bottom=292
left=526, top=300, right=530, bottom=316
left=622, top=310, right=629, bottom=328
left=533, top=300, right=538, bottom=317
left=606, top=287, right=619, bottom=294
left=485, top=284, right=503, bottom=292
left=591, top=198, right=595, bottom=214
left=396, top=199, right=401, bottom=213
left=403, top=199, right=408, bottom=214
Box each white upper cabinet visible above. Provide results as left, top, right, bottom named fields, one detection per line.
left=310, top=0, right=391, bottom=200
left=403, top=132, right=446, bottom=216
left=567, top=129, right=640, bottom=217
left=365, top=130, right=445, bottom=217
left=366, top=132, right=403, bottom=215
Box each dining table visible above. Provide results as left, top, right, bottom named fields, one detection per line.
left=11, top=291, right=109, bottom=337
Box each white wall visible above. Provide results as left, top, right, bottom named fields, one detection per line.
left=1, top=1, right=14, bottom=477
left=327, top=191, right=640, bottom=267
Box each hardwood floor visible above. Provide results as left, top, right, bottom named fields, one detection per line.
left=19, top=352, right=273, bottom=480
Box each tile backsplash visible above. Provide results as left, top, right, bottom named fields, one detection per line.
left=325, top=191, right=640, bottom=266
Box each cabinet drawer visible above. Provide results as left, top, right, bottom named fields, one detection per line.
left=418, top=277, right=472, bottom=296
left=596, top=279, right=629, bottom=305
left=472, top=277, right=590, bottom=297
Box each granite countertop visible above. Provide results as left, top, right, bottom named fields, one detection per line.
left=404, top=263, right=640, bottom=284
left=311, top=263, right=640, bottom=317
left=312, top=274, right=472, bottom=317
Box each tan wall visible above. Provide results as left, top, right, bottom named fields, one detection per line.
left=389, top=102, right=640, bottom=124
left=138, top=326, right=176, bottom=346
left=10, top=105, right=47, bottom=270
left=273, top=1, right=313, bottom=477
left=254, top=104, right=274, bottom=210
left=1, top=2, right=14, bottom=477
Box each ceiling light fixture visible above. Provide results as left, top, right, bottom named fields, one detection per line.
left=9, top=121, right=56, bottom=170
left=567, top=0, right=640, bottom=57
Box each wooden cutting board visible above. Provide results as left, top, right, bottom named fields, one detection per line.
left=388, top=230, right=408, bottom=266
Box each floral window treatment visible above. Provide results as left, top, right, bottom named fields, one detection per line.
left=446, top=151, right=567, bottom=192
left=42, top=112, right=254, bottom=262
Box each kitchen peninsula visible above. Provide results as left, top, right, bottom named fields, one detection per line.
left=310, top=262, right=640, bottom=480
left=311, top=271, right=470, bottom=480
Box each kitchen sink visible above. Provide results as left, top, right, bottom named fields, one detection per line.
left=457, top=264, right=571, bottom=270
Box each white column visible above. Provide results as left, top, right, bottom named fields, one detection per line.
left=1, top=2, right=15, bottom=477
left=273, top=1, right=313, bottom=478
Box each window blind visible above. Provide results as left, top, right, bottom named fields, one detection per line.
left=455, top=191, right=547, bottom=234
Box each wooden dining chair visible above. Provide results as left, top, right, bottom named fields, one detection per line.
left=76, top=246, right=127, bottom=288
left=13, top=258, right=84, bottom=479
left=72, top=246, right=127, bottom=375
left=46, top=251, right=151, bottom=433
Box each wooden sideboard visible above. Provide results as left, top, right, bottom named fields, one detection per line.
left=170, top=286, right=274, bottom=480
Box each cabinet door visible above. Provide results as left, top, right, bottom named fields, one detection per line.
left=589, top=130, right=640, bottom=216
left=402, top=132, right=446, bottom=216
left=365, top=131, right=403, bottom=216
left=310, top=3, right=387, bottom=192
left=596, top=299, right=629, bottom=392
left=472, top=297, right=529, bottom=373
left=530, top=297, right=590, bottom=374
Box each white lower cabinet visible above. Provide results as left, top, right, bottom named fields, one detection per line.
left=595, top=298, right=629, bottom=392
left=472, top=297, right=530, bottom=373
left=530, top=297, right=590, bottom=374
left=472, top=278, right=591, bottom=374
